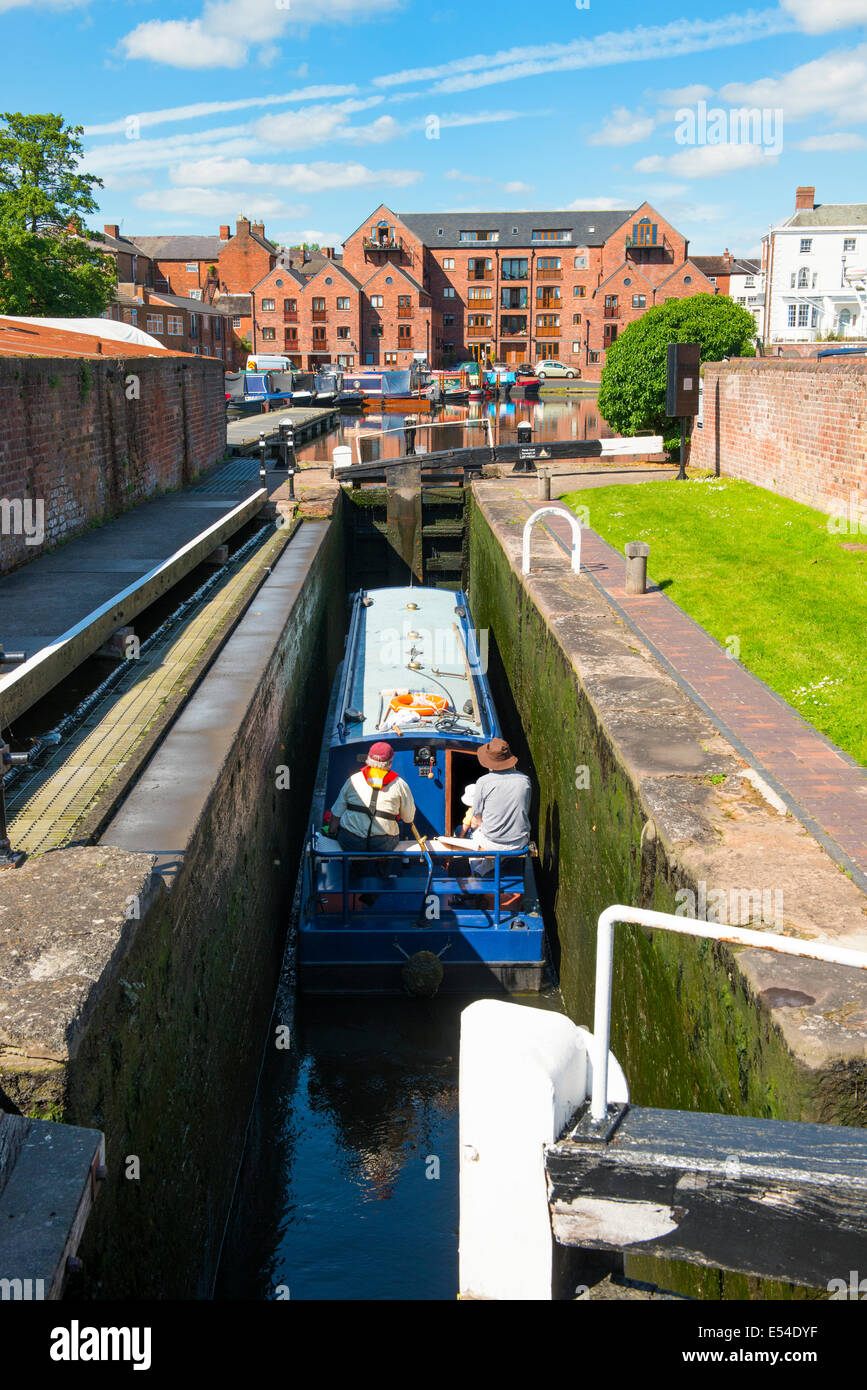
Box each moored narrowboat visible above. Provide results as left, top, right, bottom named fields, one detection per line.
left=296, top=585, right=548, bottom=994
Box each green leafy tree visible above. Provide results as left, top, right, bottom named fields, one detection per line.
left=597, top=294, right=757, bottom=437
left=0, top=112, right=114, bottom=316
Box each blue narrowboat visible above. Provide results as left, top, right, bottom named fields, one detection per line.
left=296, top=585, right=548, bottom=994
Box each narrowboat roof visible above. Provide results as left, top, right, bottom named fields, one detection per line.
left=335, top=586, right=496, bottom=744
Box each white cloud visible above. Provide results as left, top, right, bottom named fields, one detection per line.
left=566, top=196, right=626, bottom=210
left=780, top=0, right=867, bottom=32
left=720, top=43, right=867, bottom=123
left=136, top=187, right=309, bottom=220
left=373, top=12, right=796, bottom=96
left=651, top=84, right=713, bottom=105
left=85, top=87, right=360, bottom=137
left=503, top=180, right=533, bottom=193
left=588, top=106, right=656, bottom=146
left=120, top=0, right=402, bottom=70
left=301, top=228, right=344, bottom=248
left=169, top=156, right=422, bottom=192
left=795, top=131, right=867, bottom=150
left=254, top=98, right=384, bottom=149
left=0, top=0, right=87, bottom=9
left=642, top=182, right=689, bottom=198
left=636, top=144, right=775, bottom=177
left=445, top=169, right=491, bottom=183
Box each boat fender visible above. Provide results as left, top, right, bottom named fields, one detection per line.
left=400, top=950, right=444, bottom=998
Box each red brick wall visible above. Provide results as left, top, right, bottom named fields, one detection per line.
left=0, top=355, right=226, bottom=575
left=691, top=359, right=867, bottom=517
left=219, top=222, right=275, bottom=296
left=253, top=265, right=362, bottom=366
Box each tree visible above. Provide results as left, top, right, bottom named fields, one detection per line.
left=597, top=294, right=757, bottom=438
left=0, top=112, right=114, bottom=316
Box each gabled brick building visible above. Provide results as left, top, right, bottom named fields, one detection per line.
left=251, top=260, right=362, bottom=368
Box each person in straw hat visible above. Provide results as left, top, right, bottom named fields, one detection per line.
left=466, top=737, right=531, bottom=876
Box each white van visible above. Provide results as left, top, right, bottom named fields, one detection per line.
left=246, top=354, right=293, bottom=372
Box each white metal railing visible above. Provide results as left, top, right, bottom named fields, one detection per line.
left=591, top=905, right=867, bottom=1121
left=522, top=505, right=582, bottom=576
left=353, top=416, right=494, bottom=464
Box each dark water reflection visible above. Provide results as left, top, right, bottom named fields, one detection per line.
left=297, top=394, right=615, bottom=468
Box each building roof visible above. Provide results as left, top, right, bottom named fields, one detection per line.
left=87, top=230, right=142, bottom=257
left=214, top=293, right=252, bottom=313
left=303, top=259, right=362, bottom=291
left=398, top=209, right=634, bottom=248
left=279, top=248, right=345, bottom=277
left=147, top=290, right=230, bottom=317
left=691, top=255, right=761, bottom=276
left=130, top=236, right=225, bottom=261
left=785, top=203, right=867, bottom=228
left=0, top=316, right=189, bottom=360
left=362, top=261, right=428, bottom=297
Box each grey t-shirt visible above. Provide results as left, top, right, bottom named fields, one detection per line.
left=471, top=770, right=531, bottom=848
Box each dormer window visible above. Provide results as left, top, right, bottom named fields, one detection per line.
left=632, top=218, right=657, bottom=247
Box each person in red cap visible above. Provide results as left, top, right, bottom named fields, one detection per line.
left=329, top=741, right=416, bottom=865
left=467, top=737, right=531, bottom=875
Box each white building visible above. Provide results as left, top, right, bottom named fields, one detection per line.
left=763, top=187, right=867, bottom=343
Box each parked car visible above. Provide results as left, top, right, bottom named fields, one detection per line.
left=534, top=360, right=578, bottom=380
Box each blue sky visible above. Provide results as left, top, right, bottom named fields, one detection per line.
left=4, top=0, right=867, bottom=254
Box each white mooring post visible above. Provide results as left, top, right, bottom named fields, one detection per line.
left=459, top=999, right=628, bottom=1300
left=521, top=506, right=582, bottom=576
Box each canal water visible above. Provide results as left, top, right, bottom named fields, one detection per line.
left=296, top=393, right=615, bottom=468
left=215, top=978, right=562, bottom=1300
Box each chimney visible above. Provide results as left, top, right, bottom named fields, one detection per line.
left=252, top=221, right=265, bottom=238
left=219, top=225, right=230, bottom=240
left=795, top=186, right=815, bottom=211
left=104, top=223, right=120, bottom=239
left=325, top=246, right=335, bottom=260
left=723, top=248, right=732, bottom=266
left=236, top=216, right=251, bottom=236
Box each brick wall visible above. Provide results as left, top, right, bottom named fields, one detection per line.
left=691, top=358, right=867, bottom=517
left=0, top=355, right=226, bottom=575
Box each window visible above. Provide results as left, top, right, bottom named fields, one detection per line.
left=532, top=229, right=570, bottom=241
left=811, top=307, right=819, bottom=327
left=572, top=341, right=582, bottom=353
left=537, top=286, right=561, bottom=301
left=313, top=329, right=326, bottom=346
left=787, top=305, right=797, bottom=326
left=536, top=314, right=560, bottom=327
left=285, top=327, right=297, bottom=342
left=371, top=324, right=383, bottom=337
left=459, top=230, right=498, bottom=241
left=683, top=275, right=692, bottom=284
left=588, top=350, right=600, bottom=363
left=632, top=218, right=657, bottom=247
left=129, top=309, right=137, bottom=326
left=325, top=276, right=333, bottom=285
left=166, top=315, right=182, bottom=336
left=233, top=316, right=241, bottom=329
left=500, top=316, right=527, bottom=335
left=797, top=267, right=809, bottom=288
left=468, top=257, right=492, bottom=278
left=800, top=238, right=812, bottom=253
left=844, top=238, right=856, bottom=253
left=443, top=257, right=455, bottom=269
left=501, top=287, right=527, bottom=309
left=797, top=304, right=809, bottom=327
left=336, top=297, right=350, bottom=310
left=385, top=276, right=392, bottom=285
left=190, top=314, right=197, bottom=338
left=632, top=294, right=646, bottom=308
left=442, top=287, right=455, bottom=298
left=283, top=298, right=296, bottom=312
left=468, top=314, right=492, bottom=327
left=275, top=279, right=283, bottom=288
left=744, top=277, right=755, bottom=288
left=573, top=285, right=586, bottom=298
left=337, top=326, right=350, bottom=339
left=261, top=298, right=275, bottom=311
left=502, top=258, right=528, bottom=280
left=385, top=352, right=398, bottom=364
left=146, top=314, right=163, bottom=333
left=574, top=255, right=587, bottom=269
left=312, top=297, right=325, bottom=313
left=185, top=262, right=198, bottom=273
left=398, top=294, right=411, bottom=309
left=537, top=257, right=561, bottom=270
left=572, top=313, right=582, bottom=325
left=261, top=326, right=276, bottom=340
left=398, top=324, right=411, bottom=340
left=337, top=354, right=355, bottom=367
left=623, top=277, right=631, bottom=286
left=371, top=295, right=384, bottom=307
left=468, top=286, right=492, bottom=301
left=213, top=317, right=222, bottom=339
left=443, top=314, right=455, bottom=326
left=812, top=271, right=818, bottom=288
left=188, top=289, right=202, bottom=301
left=707, top=276, right=717, bottom=286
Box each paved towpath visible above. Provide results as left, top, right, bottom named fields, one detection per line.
left=497, top=479, right=867, bottom=891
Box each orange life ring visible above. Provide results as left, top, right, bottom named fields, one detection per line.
left=388, top=691, right=450, bottom=718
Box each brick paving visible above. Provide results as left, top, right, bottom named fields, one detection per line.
left=514, top=490, right=867, bottom=887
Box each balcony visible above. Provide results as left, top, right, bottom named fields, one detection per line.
left=603, top=306, right=621, bottom=319
left=397, top=305, right=413, bottom=318
left=363, top=235, right=403, bottom=254
left=283, top=310, right=298, bottom=322
left=312, top=310, right=327, bottom=322
left=311, top=340, right=328, bottom=352
left=468, top=270, right=493, bottom=282
left=537, top=299, right=561, bottom=312
left=467, top=324, right=492, bottom=338
left=536, top=323, right=561, bottom=337
left=536, top=268, right=562, bottom=280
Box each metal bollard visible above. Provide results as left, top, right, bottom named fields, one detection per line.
left=624, top=541, right=650, bottom=595
left=537, top=469, right=551, bottom=500
left=258, top=432, right=268, bottom=484
left=514, top=420, right=536, bottom=474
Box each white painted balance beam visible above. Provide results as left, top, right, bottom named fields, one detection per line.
left=458, top=999, right=627, bottom=1300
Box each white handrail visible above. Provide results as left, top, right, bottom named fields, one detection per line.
left=591, top=905, right=867, bottom=1121
left=353, top=416, right=494, bottom=463
left=522, top=505, right=582, bottom=575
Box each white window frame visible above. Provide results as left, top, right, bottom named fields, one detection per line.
left=167, top=315, right=183, bottom=336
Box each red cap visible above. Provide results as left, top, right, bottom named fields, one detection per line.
left=368, top=741, right=395, bottom=761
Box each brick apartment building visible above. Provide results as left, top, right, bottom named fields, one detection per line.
left=252, top=255, right=364, bottom=368
left=105, top=288, right=235, bottom=366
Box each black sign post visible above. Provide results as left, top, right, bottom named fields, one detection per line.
left=666, top=342, right=701, bottom=481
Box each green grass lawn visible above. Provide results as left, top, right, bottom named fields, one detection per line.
left=561, top=476, right=867, bottom=767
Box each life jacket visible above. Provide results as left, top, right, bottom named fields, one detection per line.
left=343, top=767, right=401, bottom=842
